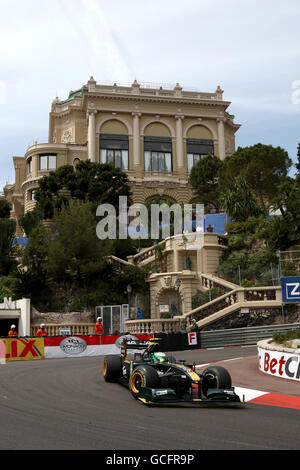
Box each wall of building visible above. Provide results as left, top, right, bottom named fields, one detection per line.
left=5, top=78, right=241, bottom=232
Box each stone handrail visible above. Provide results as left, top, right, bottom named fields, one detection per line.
left=30, top=324, right=95, bottom=337
left=128, top=239, right=167, bottom=266
left=200, top=273, right=239, bottom=293
left=125, top=318, right=182, bottom=335
left=108, top=256, right=132, bottom=269
left=184, top=285, right=282, bottom=330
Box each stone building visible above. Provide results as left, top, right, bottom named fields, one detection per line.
left=4, top=77, right=240, bottom=236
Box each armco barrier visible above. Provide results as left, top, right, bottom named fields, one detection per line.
left=199, top=323, right=300, bottom=349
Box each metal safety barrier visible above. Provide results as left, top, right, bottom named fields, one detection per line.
left=199, top=323, right=300, bottom=349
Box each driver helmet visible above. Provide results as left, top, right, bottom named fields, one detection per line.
left=153, top=352, right=168, bottom=363
left=40, top=324, right=46, bottom=329
left=97, top=317, right=102, bottom=322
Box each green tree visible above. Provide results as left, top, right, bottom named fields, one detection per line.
left=0, top=219, right=16, bottom=274
left=46, top=201, right=113, bottom=286
left=19, top=207, right=43, bottom=237
left=22, top=224, right=50, bottom=277
left=217, top=215, right=278, bottom=286
left=218, top=177, right=263, bottom=222
left=219, top=144, right=292, bottom=211
left=260, top=170, right=300, bottom=251
left=34, top=161, right=132, bottom=219
left=0, top=200, right=11, bottom=219
left=189, top=155, right=223, bottom=212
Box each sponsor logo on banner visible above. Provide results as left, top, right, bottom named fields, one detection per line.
left=188, top=332, right=198, bottom=346
left=60, top=337, right=87, bottom=356
left=3, top=338, right=44, bottom=362
left=115, top=335, right=139, bottom=349
left=44, top=334, right=154, bottom=359
left=258, top=347, right=300, bottom=381
left=281, top=276, right=300, bottom=303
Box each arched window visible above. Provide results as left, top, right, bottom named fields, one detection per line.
left=187, top=139, right=214, bottom=173
left=144, top=137, right=172, bottom=172
left=100, top=134, right=129, bottom=170
left=27, top=157, right=32, bottom=175
left=73, top=157, right=81, bottom=168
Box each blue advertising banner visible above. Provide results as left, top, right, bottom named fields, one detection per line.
left=281, top=276, right=300, bottom=303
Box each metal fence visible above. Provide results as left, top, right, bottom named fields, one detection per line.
left=199, top=323, right=300, bottom=349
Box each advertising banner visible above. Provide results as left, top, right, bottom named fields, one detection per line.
left=1, top=338, right=44, bottom=362
left=188, top=332, right=198, bottom=346
left=258, top=347, right=300, bottom=382
left=44, top=334, right=153, bottom=359
left=281, top=276, right=300, bottom=303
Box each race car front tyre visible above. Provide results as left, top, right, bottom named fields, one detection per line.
left=103, top=355, right=122, bottom=382
left=130, top=365, right=159, bottom=399
left=201, top=366, right=232, bottom=398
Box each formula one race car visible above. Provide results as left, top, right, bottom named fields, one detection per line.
left=103, top=338, right=243, bottom=406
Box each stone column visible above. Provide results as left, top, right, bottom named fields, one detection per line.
left=173, top=248, right=179, bottom=272
left=32, top=155, right=40, bottom=178
left=175, top=115, right=184, bottom=169
left=217, top=118, right=226, bottom=160
left=132, top=112, right=141, bottom=166
left=88, top=111, right=97, bottom=163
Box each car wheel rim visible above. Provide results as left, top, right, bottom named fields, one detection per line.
left=130, top=372, right=144, bottom=394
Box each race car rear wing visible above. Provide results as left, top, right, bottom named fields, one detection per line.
left=125, top=340, right=151, bottom=350
left=121, top=338, right=160, bottom=360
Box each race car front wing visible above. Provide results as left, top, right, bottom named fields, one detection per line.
left=136, top=386, right=243, bottom=406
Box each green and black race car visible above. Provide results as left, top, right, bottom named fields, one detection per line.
left=103, top=338, right=243, bottom=406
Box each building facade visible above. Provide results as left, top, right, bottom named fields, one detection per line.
left=5, top=78, right=240, bottom=235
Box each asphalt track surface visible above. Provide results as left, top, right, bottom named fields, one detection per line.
left=0, top=346, right=299, bottom=451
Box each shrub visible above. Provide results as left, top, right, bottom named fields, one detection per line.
left=273, top=330, right=300, bottom=345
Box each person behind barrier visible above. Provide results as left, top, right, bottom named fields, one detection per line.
left=35, top=324, right=47, bottom=337
left=95, top=317, right=104, bottom=336
left=8, top=325, right=18, bottom=337
left=191, top=319, right=199, bottom=332
left=136, top=307, right=143, bottom=320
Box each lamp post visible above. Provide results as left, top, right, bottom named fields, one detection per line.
left=127, top=284, right=132, bottom=317
left=175, top=278, right=181, bottom=316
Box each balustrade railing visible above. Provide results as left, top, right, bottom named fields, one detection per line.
left=184, top=286, right=282, bottom=329
left=30, top=324, right=95, bottom=337
left=125, top=318, right=181, bottom=335
left=200, top=273, right=237, bottom=293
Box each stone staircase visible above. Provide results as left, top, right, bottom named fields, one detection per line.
left=108, top=235, right=283, bottom=334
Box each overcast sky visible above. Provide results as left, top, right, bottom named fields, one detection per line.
left=0, top=0, right=300, bottom=191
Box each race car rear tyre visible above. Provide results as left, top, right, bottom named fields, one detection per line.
left=201, top=366, right=232, bottom=398
left=130, top=366, right=159, bottom=399
left=103, top=355, right=122, bottom=382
